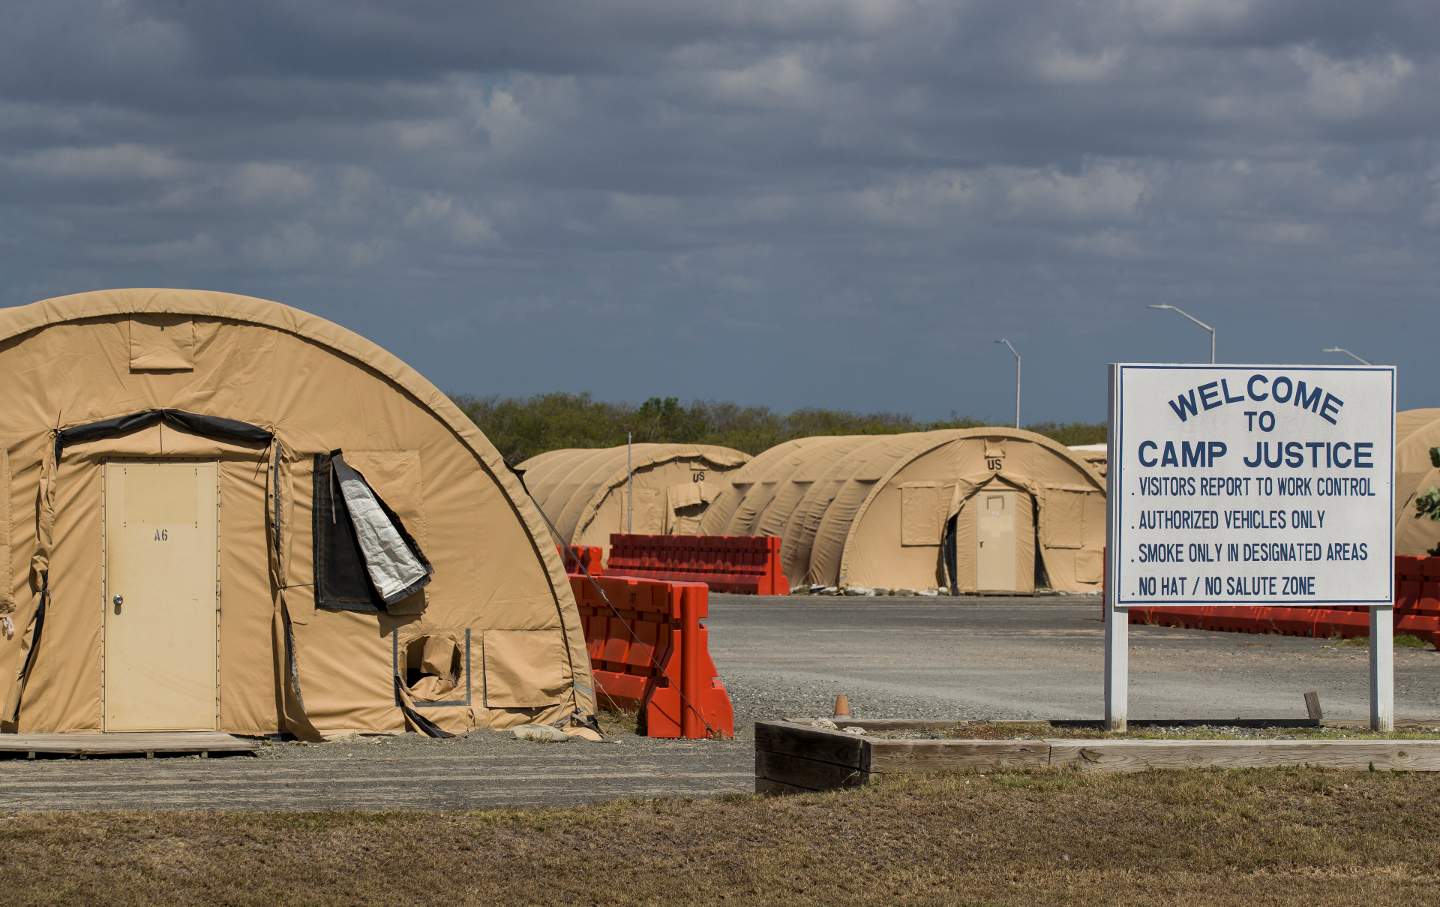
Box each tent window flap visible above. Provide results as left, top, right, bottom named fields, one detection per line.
left=1041, top=488, right=1087, bottom=550
left=313, top=452, right=433, bottom=613
left=900, top=482, right=947, bottom=547
left=129, top=316, right=196, bottom=372
left=57, top=409, right=272, bottom=453
left=483, top=629, right=567, bottom=708
left=392, top=629, right=471, bottom=707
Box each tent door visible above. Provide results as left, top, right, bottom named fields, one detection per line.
left=103, top=461, right=219, bottom=732
left=975, top=489, right=1018, bottom=592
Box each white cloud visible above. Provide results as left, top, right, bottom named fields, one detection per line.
left=13, top=143, right=185, bottom=181
left=226, top=163, right=314, bottom=206
left=704, top=51, right=826, bottom=109
left=845, top=169, right=976, bottom=227
left=1005, top=163, right=1151, bottom=223
left=1241, top=220, right=1327, bottom=245
left=91, top=232, right=218, bottom=264
left=1035, top=45, right=1126, bottom=84
left=459, top=76, right=579, bottom=159
left=1292, top=48, right=1414, bottom=121
left=243, top=222, right=323, bottom=269
left=1065, top=228, right=1144, bottom=259
left=404, top=194, right=498, bottom=246
left=609, top=192, right=684, bottom=224
left=1131, top=0, right=1259, bottom=36
left=449, top=208, right=498, bottom=246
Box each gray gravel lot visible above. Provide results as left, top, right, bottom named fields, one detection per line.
left=709, top=593, right=1440, bottom=723
left=4, top=592, right=1437, bottom=811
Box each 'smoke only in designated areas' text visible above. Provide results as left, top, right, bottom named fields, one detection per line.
left=1109, top=365, right=1394, bottom=606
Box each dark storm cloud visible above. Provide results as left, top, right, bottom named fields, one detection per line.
left=2, top=1, right=1438, bottom=420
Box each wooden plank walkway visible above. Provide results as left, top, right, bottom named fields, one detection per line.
left=0, top=732, right=258, bottom=759
left=0, top=738, right=755, bottom=810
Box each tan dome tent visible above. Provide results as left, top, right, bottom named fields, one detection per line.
left=1069, top=443, right=1108, bottom=481
left=0, top=289, right=595, bottom=741
left=1395, top=409, right=1440, bottom=556
left=520, top=444, right=749, bottom=559
left=698, top=429, right=1106, bottom=594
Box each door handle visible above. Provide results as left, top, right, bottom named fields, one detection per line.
left=112, top=594, right=123, bottom=611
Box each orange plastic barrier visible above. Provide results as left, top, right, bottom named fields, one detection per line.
left=558, top=544, right=604, bottom=575
left=570, top=574, right=735, bottom=738
left=1129, top=556, right=1440, bottom=647
left=606, top=534, right=788, bottom=595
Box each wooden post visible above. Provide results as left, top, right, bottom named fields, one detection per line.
left=1370, top=605, right=1394, bottom=732
left=1104, top=604, right=1128, bottom=732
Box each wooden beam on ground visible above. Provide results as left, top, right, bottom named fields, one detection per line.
left=866, top=739, right=1050, bottom=774
left=1048, top=738, right=1440, bottom=773
left=754, top=720, right=1440, bottom=793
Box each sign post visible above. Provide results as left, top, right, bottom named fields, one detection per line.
left=1106, top=364, right=1395, bottom=731
left=1371, top=605, right=1394, bottom=730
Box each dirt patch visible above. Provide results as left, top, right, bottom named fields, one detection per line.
left=4, top=769, right=1440, bottom=906
left=1334, top=633, right=1433, bottom=649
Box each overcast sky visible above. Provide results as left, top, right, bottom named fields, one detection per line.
left=2, top=1, right=1437, bottom=422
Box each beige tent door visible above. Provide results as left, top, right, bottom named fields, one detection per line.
left=976, top=489, right=1018, bottom=592
left=103, top=461, right=219, bottom=731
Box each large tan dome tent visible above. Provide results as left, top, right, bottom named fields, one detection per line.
left=519, top=444, right=749, bottom=559
left=1395, top=409, right=1440, bottom=556
left=698, top=429, right=1106, bottom=594
left=0, top=289, right=596, bottom=741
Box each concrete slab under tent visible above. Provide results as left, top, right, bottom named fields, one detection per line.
left=0, top=289, right=597, bottom=743
left=697, top=428, right=1106, bottom=595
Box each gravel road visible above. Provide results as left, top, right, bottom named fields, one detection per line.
left=4, top=593, right=1437, bottom=811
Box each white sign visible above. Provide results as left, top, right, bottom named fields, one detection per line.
left=1108, top=364, right=1394, bottom=607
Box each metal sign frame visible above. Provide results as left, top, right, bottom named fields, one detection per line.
left=1105, top=363, right=1397, bottom=731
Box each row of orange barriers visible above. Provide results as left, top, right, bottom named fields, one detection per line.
left=558, top=544, right=604, bottom=575
left=569, top=573, right=735, bottom=738
left=1127, top=556, right=1440, bottom=647
left=606, top=534, right=789, bottom=595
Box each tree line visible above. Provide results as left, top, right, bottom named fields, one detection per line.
left=452, top=392, right=1106, bottom=465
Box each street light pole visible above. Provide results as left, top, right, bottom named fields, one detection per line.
left=995, top=338, right=1020, bottom=428
left=1323, top=347, right=1372, bottom=365
left=1148, top=304, right=1215, bottom=363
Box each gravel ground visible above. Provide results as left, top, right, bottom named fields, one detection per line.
left=4, top=592, right=1438, bottom=810
left=707, top=593, right=1440, bottom=723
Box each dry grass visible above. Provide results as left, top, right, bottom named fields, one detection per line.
left=5, top=769, right=1440, bottom=906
